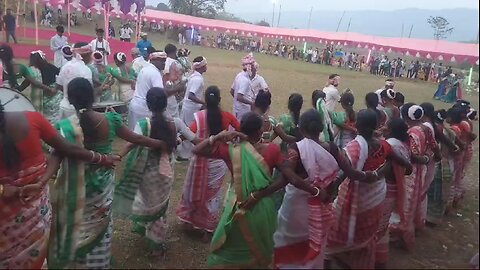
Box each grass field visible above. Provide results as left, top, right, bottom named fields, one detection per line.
left=12, top=22, right=480, bottom=268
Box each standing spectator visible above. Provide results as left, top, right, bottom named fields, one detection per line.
left=89, top=28, right=111, bottom=65
left=108, top=21, right=115, bottom=38
left=178, top=31, right=183, bottom=45
left=322, top=74, right=341, bottom=112
left=119, top=24, right=134, bottom=42
left=136, top=32, right=152, bottom=58
left=50, top=25, right=68, bottom=68
left=3, top=9, right=17, bottom=44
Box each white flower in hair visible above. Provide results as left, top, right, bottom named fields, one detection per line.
left=408, top=105, right=424, bottom=120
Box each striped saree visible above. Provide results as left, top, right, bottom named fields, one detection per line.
left=115, top=118, right=174, bottom=250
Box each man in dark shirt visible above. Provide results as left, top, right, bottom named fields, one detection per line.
left=3, top=9, right=17, bottom=44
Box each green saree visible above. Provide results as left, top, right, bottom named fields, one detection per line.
left=208, top=143, right=277, bottom=268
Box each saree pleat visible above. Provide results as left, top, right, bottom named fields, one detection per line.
left=207, top=143, right=277, bottom=269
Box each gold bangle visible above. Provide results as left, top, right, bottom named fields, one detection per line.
left=0, top=184, right=4, bottom=198
left=250, top=192, right=259, bottom=201
left=312, top=187, right=321, bottom=197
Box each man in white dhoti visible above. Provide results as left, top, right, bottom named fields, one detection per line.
left=56, top=42, right=93, bottom=119
left=89, top=28, right=111, bottom=65
left=177, top=56, right=208, bottom=160
left=232, top=53, right=258, bottom=121
left=50, top=25, right=68, bottom=68
left=128, top=50, right=185, bottom=129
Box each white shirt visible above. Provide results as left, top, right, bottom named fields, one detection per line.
left=130, top=63, right=164, bottom=116
left=164, top=57, right=176, bottom=74
left=322, top=84, right=340, bottom=112
left=119, top=27, right=133, bottom=39
left=56, top=58, right=93, bottom=113
left=89, top=38, right=111, bottom=65
left=182, top=71, right=204, bottom=113
left=132, top=56, right=148, bottom=74
left=251, top=74, right=268, bottom=96
left=233, top=71, right=255, bottom=116
left=50, top=34, right=68, bottom=68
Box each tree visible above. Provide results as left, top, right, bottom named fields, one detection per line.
left=427, top=16, right=454, bottom=40
left=156, top=3, right=170, bottom=11
left=255, top=20, right=270, bottom=27
left=169, top=0, right=226, bottom=18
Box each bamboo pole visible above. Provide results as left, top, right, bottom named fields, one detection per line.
left=33, top=0, right=38, bottom=45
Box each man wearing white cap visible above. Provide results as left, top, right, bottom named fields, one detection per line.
left=177, top=56, right=207, bottom=160
left=131, top=47, right=148, bottom=74
left=56, top=42, right=93, bottom=119
left=232, top=53, right=258, bottom=121
left=128, top=50, right=185, bottom=129
left=375, top=78, right=396, bottom=110
left=136, top=32, right=153, bottom=58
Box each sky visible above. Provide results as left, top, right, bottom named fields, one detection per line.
left=151, top=0, right=479, bottom=12
left=226, top=0, right=478, bottom=12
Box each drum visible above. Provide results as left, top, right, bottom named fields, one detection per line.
left=0, top=87, right=36, bottom=112
left=92, top=101, right=128, bottom=114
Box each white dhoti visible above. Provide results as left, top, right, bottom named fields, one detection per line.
left=177, top=104, right=198, bottom=159
left=128, top=98, right=151, bottom=130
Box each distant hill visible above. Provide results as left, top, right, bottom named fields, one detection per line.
left=233, top=8, right=479, bottom=42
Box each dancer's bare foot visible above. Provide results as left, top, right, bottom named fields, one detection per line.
left=149, top=244, right=167, bottom=260
left=201, top=231, right=212, bottom=243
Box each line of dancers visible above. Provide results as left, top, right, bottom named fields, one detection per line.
left=0, top=41, right=477, bottom=269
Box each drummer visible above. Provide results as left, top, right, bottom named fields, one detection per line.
left=0, top=44, right=54, bottom=94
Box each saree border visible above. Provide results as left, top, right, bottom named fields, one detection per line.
left=230, top=143, right=270, bottom=268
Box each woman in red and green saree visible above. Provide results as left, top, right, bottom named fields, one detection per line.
left=332, top=91, right=356, bottom=148
left=447, top=106, right=476, bottom=209
left=47, top=78, right=165, bottom=269
left=28, top=50, right=62, bottom=123
left=90, top=51, right=116, bottom=102
left=426, top=109, right=458, bottom=224
left=193, top=112, right=330, bottom=268
left=176, top=86, right=240, bottom=242
left=115, top=87, right=198, bottom=257
left=270, top=93, right=303, bottom=153
left=0, top=100, right=119, bottom=268
left=379, top=89, right=400, bottom=121
left=112, top=52, right=136, bottom=102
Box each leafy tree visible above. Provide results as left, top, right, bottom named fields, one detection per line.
left=255, top=20, right=270, bottom=27
left=427, top=16, right=454, bottom=40
left=169, top=0, right=226, bottom=18
left=156, top=3, right=170, bottom=11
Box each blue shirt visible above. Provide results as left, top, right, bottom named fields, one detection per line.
left=136, top=39, right=153, bottom=57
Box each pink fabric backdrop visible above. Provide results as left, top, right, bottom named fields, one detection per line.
left=144, top=9, right=479, bottom=64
